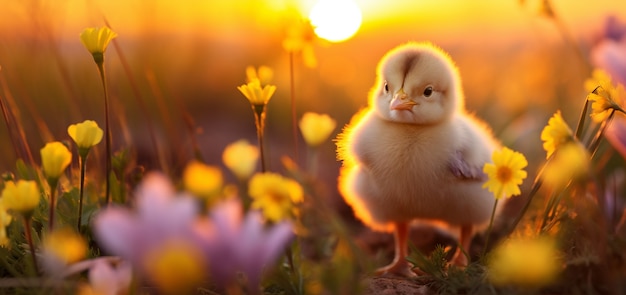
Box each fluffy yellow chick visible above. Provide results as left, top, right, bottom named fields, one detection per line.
left=336, top=42, right=501, bottom=276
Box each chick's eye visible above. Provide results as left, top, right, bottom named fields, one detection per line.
left=423, top=86, right=433, bottom=97
left=384, top=81, right=389, bottom=93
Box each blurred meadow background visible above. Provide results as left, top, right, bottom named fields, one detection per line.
left=1, top=0, right=623, bottom=182
left=1, top=0, right=626, bottom=293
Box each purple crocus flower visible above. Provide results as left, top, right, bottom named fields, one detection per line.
left=199, top=199, right=294, bottom=292
left=601, top=15, right=626, bottom=42
left=93, top=171, right=294, bottom=293
left=92, top=172, right=202, bottom=268
left=591, top=16, right=626, bottom=86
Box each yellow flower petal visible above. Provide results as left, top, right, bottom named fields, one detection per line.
left=222, top=140, right=259, bottom=180
left=299, top=112, right=337, bottom=147
left=585, top=69, right=626, bottom=123
left=540, top=110, right=574, bottom=159
left=248, top=173, right=303, bottom=222
left=283, top=19, right=318, bottom=68
left=143, top=240, right=205, bottom=295
left=482, top=147, right=528, bottom=199
left=79, top=27, right=117, bottom=54
left=1, top=180, right=40, bottom=214
left=542, top=142, right=590, bottom=188
left=183, top=161, right=223, bottom=201
left=68, top=120, right=104, bottom=150
left=44, top=228, right=87, bottom=264
left=0, top=204, right=12, bottom=247
left=246, top=65, right=274, bottom=85
left=237, top=80, right=276, bottom=105
left=488, top=237, right=560, bottom=287
left=40, top=142, right=72, bottom=180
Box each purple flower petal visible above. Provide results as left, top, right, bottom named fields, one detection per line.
left=602, top=16, right=626, bottom=42
left=199, top=200, right=294, bottom=289
left=92, top=172, right=204, bottom=272
left=89, top=260, right=132, bottom=295
left=93, top=207, right=139, bottom=260
left=591, top=39, right=626, bottom=86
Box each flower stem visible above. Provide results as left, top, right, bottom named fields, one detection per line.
left=506, top=171, right=545, bottom=236
left=96, top=61, right=112, bottom=205
left=0, top=86, right=21, bottom=161
left=481, top=198, right=499, bottom=259
left=48, top=178, right=58, bottom=231
left=574, top=96, right=590, bottom=140
left=77, top=154, right=87, bottom=232
left=24, top=217, right=38, bottom=274
left=539, top=189, right=561, bottom=233
left=588, top=109, right=616, bottom=158
left=289, top=51, right=299, bottom=164
left=306, top=147, right=319, bottom=177
left=253, top=105, right=267, bottom=173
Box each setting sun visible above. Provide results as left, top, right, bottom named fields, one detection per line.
left=309, top=0, right=362, bottom=42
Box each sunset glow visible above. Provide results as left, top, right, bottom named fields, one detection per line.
left=309, top=0, right=362, bottom=42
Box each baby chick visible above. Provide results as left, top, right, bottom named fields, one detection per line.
left=336, top=42, right=501, bottom=276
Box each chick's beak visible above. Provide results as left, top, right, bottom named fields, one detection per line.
left=390, top=88, right=416, bottom=110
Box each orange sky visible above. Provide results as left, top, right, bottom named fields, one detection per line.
left=1, top=0, right=623, bottom=42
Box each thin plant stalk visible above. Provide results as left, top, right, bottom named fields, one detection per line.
left=540, top=188, right=568, bottom=233
left=588, top=109, right=616, bottom=157
left=289, top=51, right=299, bottom=163
left=253, top=105, right=267, bottom=173
left=0, top=74, right=36, bottom=167
left=104, top=18, right=164, bottom=172
left=48, top=178, right=58, bottom=231
left=96, top=62, right=112, bottom=205
left=574, top=97, right=590, bottom=140
left=0, top=87, right=20, bottom=161
left=77, top=154, right=87, bottom=232
left=509, top=90, right=592, bottom=236
left=306, top=147, right=319, bottom=177
left=506, top=175, right=544, bottom=236
left=24, top=217, right=38, bottom=274
left=182, top=111, right=205, bottom=162
left=481, top=198, right=499, bottom=259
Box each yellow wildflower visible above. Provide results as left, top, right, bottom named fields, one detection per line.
left=488, top=237, right=560, bottom=287
left=540, top=111, right=574, bottom=159
left=584, top=69, right=612, bottom=93
left=299, top=112, right=337, bottom=147
left=1, top=180, right=40, bottom=215
left=44, top=228, right=87, bottom=264
left=283, top=19, right=318, bottom=68
left=237, top=79, right=276, bottom=106
left=246, top=65, right=274, bottom=85
left=0, top=204, right=12, bottom=247
left=40, top=142, right=72, bottom=180
left=222, top=140, right=259, bottom=180
left=183, top=161, right=223, bottom=202
left=79, top=27, right=117, bottom=55
left=482, top=147, right=528, bottom=200
left=68, top=120, right=103, bottom=151
left=585, top=69, right=626, bottom=123
left=248, top=173, right=303, bottom=222
left=143, top=240, right=206, bottom=295
left=542, top=142, right=590, bottom=188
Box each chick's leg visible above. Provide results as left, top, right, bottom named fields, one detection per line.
left=376, top=222, right=415, bottom=277
left=452, top=224, right=473, bottom=266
